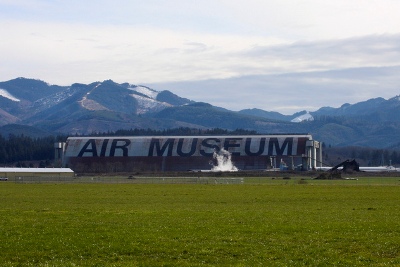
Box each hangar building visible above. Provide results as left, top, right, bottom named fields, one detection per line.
left=0, top=167, right=74, bottom=180
left=62, top=135, right=321, bottom=173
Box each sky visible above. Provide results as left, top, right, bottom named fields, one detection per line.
left=1, top=0, right=400, bottom=114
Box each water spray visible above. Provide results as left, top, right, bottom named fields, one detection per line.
left=211, top=148, right=238, bottom=172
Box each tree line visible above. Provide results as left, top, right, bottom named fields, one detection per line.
left=323, top=145, right=400, bottom=167
left=0, top=134, right=65, bottom=166
left=0, top=128, right=257, bottom=166
left=1, top=127, right=400, bottom=167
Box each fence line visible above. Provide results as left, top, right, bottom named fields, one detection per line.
left=7, top=175, right=400, bottom=185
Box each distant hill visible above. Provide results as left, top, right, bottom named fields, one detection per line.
left=0, top=124, right=52, bottom=138
left=238, top=108, right=291, bottom=121
left=1, top=77, right=400, bottom=149
left=311, top=96, right=400, bottom=122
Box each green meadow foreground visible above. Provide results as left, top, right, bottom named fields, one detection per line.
left=1, top=180, right=400, bottom=266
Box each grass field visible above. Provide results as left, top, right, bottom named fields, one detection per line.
left=1, top=180, right=400, bottom=266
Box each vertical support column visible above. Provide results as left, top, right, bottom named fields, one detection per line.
left=290, top=156, right=294, bottom=170
left=301, top=154, right=308, bottom=171
left=306, top=140, right=312, bottom=170
left=313, top=141, right=320, bottom=170
left=162, top=156, right=166, bottom=172
left=306, top=140, right=320, bottom=170
left=319, top=142, right=323, bottom=168
left=54, top=142, right=66, bottom=166
left=312, top=145, right=316, bottom=169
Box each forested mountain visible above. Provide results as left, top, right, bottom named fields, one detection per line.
left=1, top=77, right=400, bottom=149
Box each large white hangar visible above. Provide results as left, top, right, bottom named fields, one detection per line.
left=62, top=135, right=321, bottom=173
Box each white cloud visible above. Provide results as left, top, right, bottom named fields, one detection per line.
left=149, top=66, right=400, bottom=115
left=1, top=18, right=399, bottom=84
left=216, top=0, right=400, bottom=39
left=1, top=0, right=400, bottom=113
left=0, top=19, right=288, bottom=84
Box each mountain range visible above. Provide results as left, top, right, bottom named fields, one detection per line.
left=1, top=77, right=399, bottom=149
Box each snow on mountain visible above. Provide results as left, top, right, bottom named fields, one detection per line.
left=127, top=85, right=170, bottom=114
left=33, top=87, right=80, bottom=111
left=130, top=94, right=172, bottom=114
left=291, top=111, right=314, bottom=123
left=0, top=88, right=20, bottom=102
left=79, top=97, right=109, bottom=111
left=128, top=85, right=159, bottom=99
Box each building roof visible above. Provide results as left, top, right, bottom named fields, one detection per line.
left=0, top=168, right=74, bottom=173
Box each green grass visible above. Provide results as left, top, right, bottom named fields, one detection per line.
left=1, top=183, right=400, bottom=266
left=246, top=176, right=400, bottom=186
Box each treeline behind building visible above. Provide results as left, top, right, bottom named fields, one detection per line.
left=1, top=127, right=400, bottom=167
left=0, top=128, right=256, bottom=165
left=323, top=145, right=400, bottom=167
left=0, top=134, right=65, bottom=165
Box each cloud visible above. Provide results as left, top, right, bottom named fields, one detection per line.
left=149, top=66, right=400, bottom=115
left=0, top=18, right=286, bottom=83
left=1, top=0, right=400, bottom=114
left=241, top=34, right=400, bottom=73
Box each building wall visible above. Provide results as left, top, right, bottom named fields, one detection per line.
left=63, top=135, right=313, bottom=172
left=0, top=168, right=75, bottom=179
